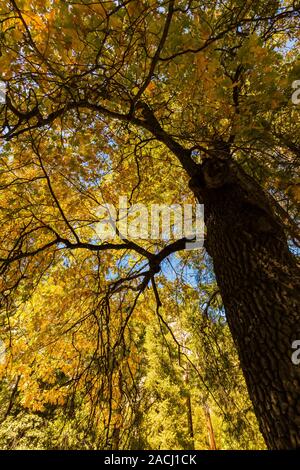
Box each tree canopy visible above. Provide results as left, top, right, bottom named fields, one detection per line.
left=0, top=0, right=299, bottom=450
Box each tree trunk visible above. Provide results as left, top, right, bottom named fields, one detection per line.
left=184, top=367, right=195, bottom=449
left=203, top=403, right=217, bottom=450
left=186, top=394, right=195, bottom=449
left=190, top=157, right=300, bottom=449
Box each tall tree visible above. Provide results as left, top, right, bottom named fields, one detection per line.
left=0, top=0, right=299, bottom=449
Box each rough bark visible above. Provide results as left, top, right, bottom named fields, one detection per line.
left=189, top=157, right=300, bottom=449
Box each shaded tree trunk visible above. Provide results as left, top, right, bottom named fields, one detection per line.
left=186, top=394, right=195, bottom=449
left=184, top=367, right=195, bottom=449
left=189, top=157, right=300, bottom=449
